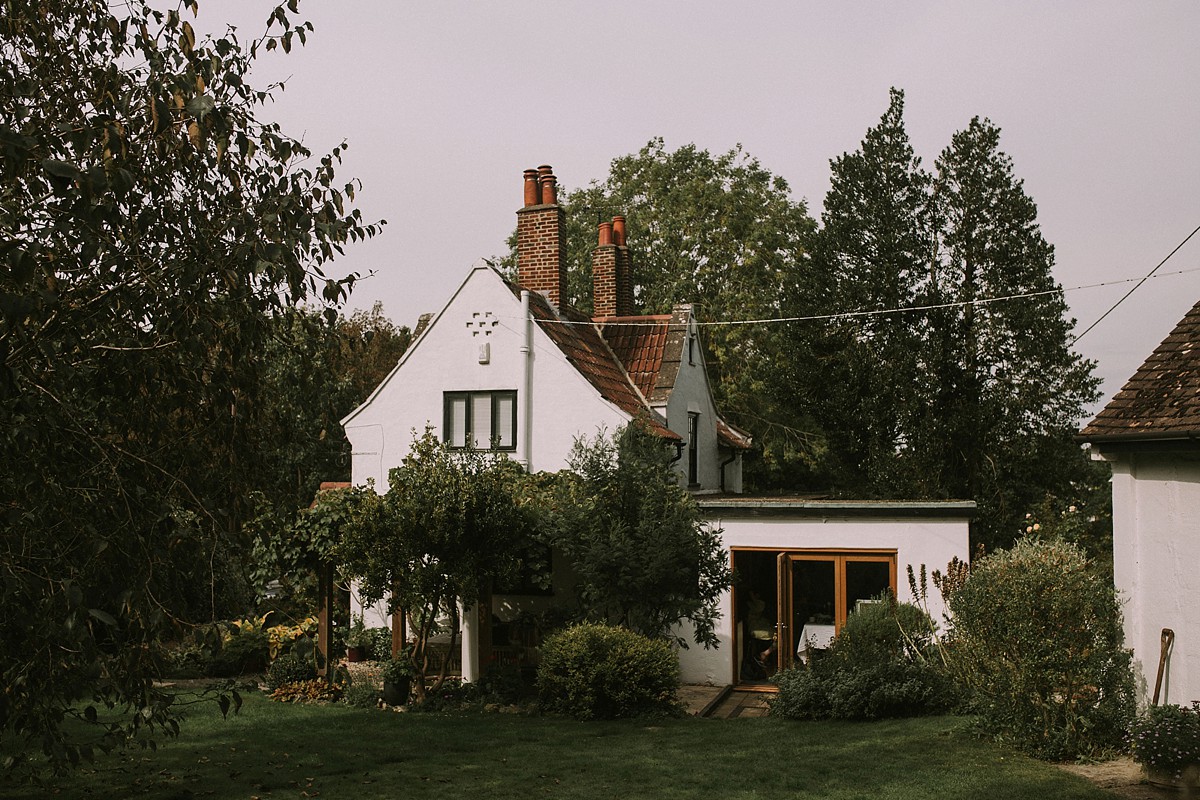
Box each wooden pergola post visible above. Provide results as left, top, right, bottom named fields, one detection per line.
left=316, top=560, right=335, bottom=682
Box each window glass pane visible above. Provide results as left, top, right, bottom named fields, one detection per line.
left=471, top=393, right=492, bottom=449
left=448, top=396, right=467, bottom=448
left=494, top=394, right=515, bottom=449
left=845, top=560, right=892, bottom=619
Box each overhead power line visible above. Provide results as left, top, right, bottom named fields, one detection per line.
left=1072, top=222, right=1200, bottom=343
left=522, top=262, right=1200, bottom=329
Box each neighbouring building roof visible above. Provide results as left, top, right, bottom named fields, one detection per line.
left=696, top=496, right=977, bottom=518
left=1081, top=298, right=1200, bottom=443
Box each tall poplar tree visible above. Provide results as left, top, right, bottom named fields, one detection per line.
left=924, top=117, right=1100, bottom=547
left=806, top=92, right=1100, bottom=548
left=804, top=89, right=934, bottom=492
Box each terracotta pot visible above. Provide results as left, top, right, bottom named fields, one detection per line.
left=345, top=646, right=367, bottom=663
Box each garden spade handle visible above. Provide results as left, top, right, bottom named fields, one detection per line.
left=1152, top=628, right=1175, bottom=705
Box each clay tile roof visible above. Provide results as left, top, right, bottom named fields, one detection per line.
left=1081, top=298, right=1200, bottom=442
left=595, top=314, right=678, bottom=402
left=716, top=417, right=753, bottom=450
left=513, top=286, right=679, bottom=441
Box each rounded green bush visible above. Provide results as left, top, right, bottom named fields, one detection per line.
left=536, top=622, right=680, bottom=720
left=946, top=538, right=1134, bottom=759
left=265, top=652, right=317, bottom=690
left=771, top=597, right=955, bottom=721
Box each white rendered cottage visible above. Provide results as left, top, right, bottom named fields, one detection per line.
left=341, top=165, right=971, bottom=687
left=1081, top=300, right=1200, bottom=706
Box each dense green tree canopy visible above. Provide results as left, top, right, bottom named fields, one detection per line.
left=801, top=90, right=1101, bottom=548
left=0, top=0, right=380, bottom=770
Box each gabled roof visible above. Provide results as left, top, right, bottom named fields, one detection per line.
left=508, top=283, right=680, bottom=442
left=597, top=307, right=751, bottom=450
left=1081, top=298, right=1200, bottom=443
left=595, top=311, right=683, bottom=403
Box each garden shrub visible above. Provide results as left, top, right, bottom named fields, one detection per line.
left=341, top=682, right=381, bottom=709
left=536, top=622, right=680, bottom=720
left=366, top=626, right=394, bottom=661
left=265, top=652, right=317, bottom=691
left=207, top=629, right=269, bottom=677
left=269, top=679, right=342, bottom=704
left=1130, top=702, right=1200, bottom=778
left=945, top=538, right=1134, bottom=760
left=771, top=597, right=956, bottom=721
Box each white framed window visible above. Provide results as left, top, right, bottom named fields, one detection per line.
left=443, top=390, right=517, bottom=451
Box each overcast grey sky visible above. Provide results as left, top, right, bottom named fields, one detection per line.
left=196, top=1, right=1200, bottom=414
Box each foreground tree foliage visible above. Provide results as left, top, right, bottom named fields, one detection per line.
left=337, top=431, right=538, bottom=703
left=549, top=424, right=732, bottom=648
left=0, top=0, right=380, bottom=772
left=801, top=89, right=1101, bottom=548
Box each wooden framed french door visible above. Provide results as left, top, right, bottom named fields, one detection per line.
left=774, top=551, right=896, bottom=671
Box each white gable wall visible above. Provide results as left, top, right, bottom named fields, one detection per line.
left=659, top=318, right=737, bottom=493
left=343, top=265, right=631, bottom=490
left=1109, top=451, right=1200, bottom=705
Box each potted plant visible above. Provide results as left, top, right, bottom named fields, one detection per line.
left=344, top=614, right=370, bottom=662
left=1130, top=702, right=1200, bottom=789
left=381, top=653, right=413, bottom=706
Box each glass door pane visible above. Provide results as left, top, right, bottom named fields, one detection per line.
left=844, top=559, right=893, bottom=619
left=789, top=557, right=836, bottom=664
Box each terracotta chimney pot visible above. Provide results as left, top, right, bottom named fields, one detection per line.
left=598, top=221, right=613, bottom=246
left=523, top=169, right=540, bottom=207
left=539, top=168, right=558, bottom=206
left=612, top=215, right=626, bottom=246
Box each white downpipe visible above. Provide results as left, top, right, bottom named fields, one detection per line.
left=521, top=290, right=533, bottom=472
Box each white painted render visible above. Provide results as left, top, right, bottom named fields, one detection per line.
left=655, top=321, right=742, bottom=493
left=342, top=264, right=630, bottom=486
left=1108, top=451, right=1200, bottom=705
left=676, top=511, right=971, bottom=685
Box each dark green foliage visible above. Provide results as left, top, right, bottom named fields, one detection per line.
left=1130, top=702, right=1200, bottom=777
left=340, top=682, right=381, bottom=709
left=548, top=424, right=732, bottom=647
left=365, top=627, right=394, bottom=661
left=477, top=663, right=529, bottom=705
left=800, top=89, right=1101, bottom=549
left=771, top=598, right=956, bottom=721
left=0, top=0, right=380, bottom=771
left=266, top=652, right=318, bottom=691
left=536, top=623, right=681, bottom=720
left=207, top=630, right=270, bottom=678
left=945, top=539, right=1134, bottom=759
left=336, top=430, right=538, bottom=702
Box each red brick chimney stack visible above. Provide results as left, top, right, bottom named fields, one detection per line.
left=517, top=165, right=566, bottom=306
left=594, top=214, right=634, bottom=318
left=592, top=220, right=619, bottom=317
left=612, top=215, right=634, bottom=316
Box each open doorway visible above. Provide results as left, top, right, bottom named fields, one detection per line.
left=732, top=550, right=780, bottom=685
left=732, top=548, right=897, bottom=685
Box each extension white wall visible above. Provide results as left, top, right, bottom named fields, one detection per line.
left=677, top=513, right=971, bottom=686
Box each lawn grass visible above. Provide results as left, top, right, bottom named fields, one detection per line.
left=4, top=692, right=1118, bottom=799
